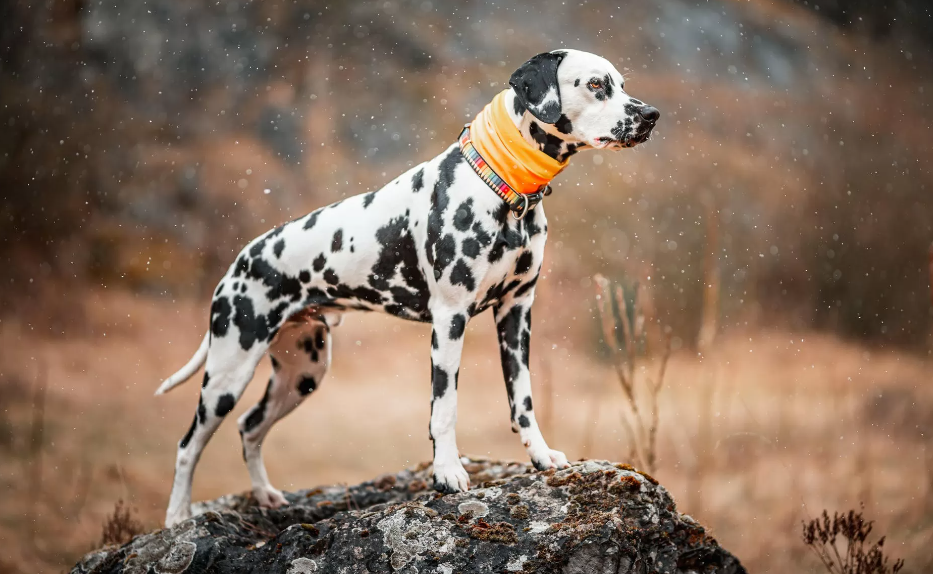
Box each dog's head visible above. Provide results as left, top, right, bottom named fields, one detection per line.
left=510, top=49, right=659, bottom=151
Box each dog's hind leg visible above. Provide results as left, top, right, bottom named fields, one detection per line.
left=165, top=335, right=269, bottom=527
left=237, top=317, right=331, bottom=508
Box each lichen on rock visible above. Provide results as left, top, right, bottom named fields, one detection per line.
left=70, top=458, right=746, bottom=573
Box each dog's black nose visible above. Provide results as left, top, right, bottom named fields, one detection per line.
left=638, top=105, right=660, bottom=122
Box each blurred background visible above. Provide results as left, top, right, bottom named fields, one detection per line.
left=1, top=0, right=932, bottom=571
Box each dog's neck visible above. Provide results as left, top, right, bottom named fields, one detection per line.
left=504, top=89, right=589, bottom=164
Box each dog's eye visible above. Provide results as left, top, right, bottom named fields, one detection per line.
left=588, top=79, right=601, bottom=90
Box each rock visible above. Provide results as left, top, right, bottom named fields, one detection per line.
left=71, top=459, right=745, bottom=573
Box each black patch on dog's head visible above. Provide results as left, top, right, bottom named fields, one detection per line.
left=509, top=51, right=565, bottom=124
left=512, top=96, right=526, bottom=117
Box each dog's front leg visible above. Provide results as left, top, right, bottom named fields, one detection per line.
left=429, top=309, right=471, bottom=493
left=494, top=297, right=570, bottom=471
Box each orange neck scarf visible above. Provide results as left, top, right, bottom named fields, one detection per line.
left=469, top=90, right=568, bottom=195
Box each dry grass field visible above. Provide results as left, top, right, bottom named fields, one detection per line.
left=1, top=285, right=930, bottom=572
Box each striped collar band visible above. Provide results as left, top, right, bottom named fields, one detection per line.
left=458, top=125, right=551, bottom=220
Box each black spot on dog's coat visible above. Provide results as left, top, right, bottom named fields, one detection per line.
left=435, top=234, right=457, bottom=274
left=313, top=254, right=327, bottom=272
left=233, top=295, right=270, bottom=350
left=518, top=414, right=530, bottom=428
left=202, top=372, right=210, bottom=388
left=211, top=296, right=232, bottom=337
left=432, top=364, right=449, bottom=399
left=367, top=215, right=430, bottom=317
left=247, top=256, right=303, bottom=303
left=462, top=237, right=480, bottom=259
left=273, top=239, right=285, bottom=258
left=449, top=259, right=476, bottom=292
left=303, top=210, right=321, bottom=230
left=315, top=328, right=326, bottom=350
left=243, top=378, right=273, bottom=433
left=197, top=397, right=206, bottom=424
left=500, top=346, right=520, bottom=388
left=233, top=256, right=249, bottom=278
left=521, top=329, right=531, bottom=366
left=515, top=251, right=534, bottom=275
left=363, top=192, right=376, bottom=208
left=514, top=276, right=539, bottom=299
left=300, top=336, right=320, bottom=363
left=574, top=78, right=580, bottom=87
left=298, top=375, right=317, bottom=396
left=215, top=393, right=235, bottom=417
left=449, top=314, right=466, bottom=339
left=498, top=305, right=524, bottom=350
left=524, top=396, right=533, bottom=411
left=331, top=229, right=344, bottom=252
left=299, top=270, right=311, bottom=283
left=453, top=199, right=475, bottom=232
left=529, top=121, right=566, bottom=160
left=426, top=148, right=463, bottom=268
left=411, top=168, right=425, bottom=192
left=180, top=415, right=197, bottom=449
left=323, top=268, right=340, bottom=285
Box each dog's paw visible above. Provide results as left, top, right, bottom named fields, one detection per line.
left=253, top=485, right=289, bottom=509
left=548, top=449, right=571, bottom=469
left=432, top=459, right=470, bottom=494
left=165, top=506, right=192, bottom=528
left=530, top=448, right=570, bottom=472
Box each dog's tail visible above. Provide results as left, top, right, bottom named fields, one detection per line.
left=155, top=331, right=210, bottom=396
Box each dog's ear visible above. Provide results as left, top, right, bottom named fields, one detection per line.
left=509, top=51, right=566, bottom=124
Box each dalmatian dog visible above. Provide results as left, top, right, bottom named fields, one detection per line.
left=156, top=48, right=659, bottom=527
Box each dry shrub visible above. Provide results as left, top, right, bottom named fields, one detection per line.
left=100, top=500, right=144, bottom=547
left=593, top=274, right=671, bottom=473
left=802, top=506, right=905, bottom=574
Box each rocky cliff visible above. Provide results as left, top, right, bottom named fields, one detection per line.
left=71, top=459, right=744, bottom=573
